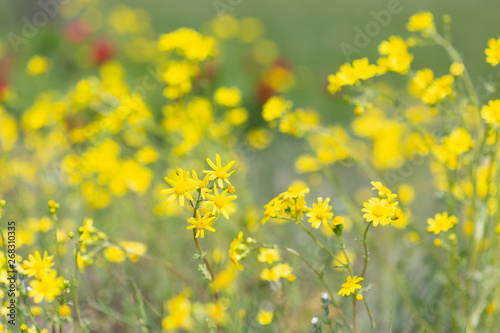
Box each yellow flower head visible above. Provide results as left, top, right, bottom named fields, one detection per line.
left=203, top=154, right=236, bottom=188
left=306, top=197, right=334, bottom=229
left=161, top=169, right=196, bottom=206
left=158, top=28, right=217, bottom=62
left=485, top=36, right=500, bottom=66
left=204, top=186, right=237, bottom=220
left=450, top=62, right=464, bottom=76
left=229, top=232, right=246, bottom=271
left=58, top=305, right=71, bottom=317
left=214, top=87, right=242, bottom=107
left=262, top=96, right=290, bottom=122
left=377, top=36, right=413, bottom=74
left=282, top=183, right=310, bottom=200
left=22, top=251, right=54, bottom=278
left=26, top=55, right=49, bottom=76
left=29, top=270, right=64, bottom=303
left=257, top=248, right=281, bottom=265
left=371, top=181, right=398, bottom=202
left=191, top=170, right=211, bottom=198
left=406, top=12, right=435, bottom=32
left=362, top=197, right=398, bottom=226
left=257, top=310, right=273, bottom=325
left=427, top=212, right=458, bottom=234
left=338, top=275, right=363, bottom=297
left=187, top=210, right=216, bottom=238
left=481, top=99, right=500, bottom=126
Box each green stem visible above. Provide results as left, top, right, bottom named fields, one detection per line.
left=73, top=243, right=85, bottom=333
left=296, top=220, right=336, bottom=260
left=361, top=223, right=372, bottom=278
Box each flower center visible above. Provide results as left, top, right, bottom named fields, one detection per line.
left=174, top=182, right=188, bottom=194
left=214, top=197, right=227, bottom=208
left=215, top=168, right=226, bottom=178
left=372, top=205, right=385, bottom=218
left=316, top=211, right=326, bottom=219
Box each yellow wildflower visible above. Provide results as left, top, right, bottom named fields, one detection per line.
left=338, top=275, right=363, bottom=297
left=29, top=270, right=64, bottom=303
left=427, top=212, right=458, bottom=234
left=187, top=210, right=216, bottom=238
left=214, top=87, right=241, bottom=107
left=485, top=36, right=500, bottom=66
left=481, top=99, right=500, bottom=126
left=204, top=186, right=237, bottom=220
left=204, top=154, right=236, bottom=188
left=257, top=248, right=281, bottom=265
left=257, top=310, right=273, bottom=325
left=26, top=55, right=49, bottom=76
left=22, top=251, right=54, bottom=278
left=406, top=12, right=435, bottom=33
left=362, top=197, right=398, bottom=226
left=306, top=197, right=334, bottom=229
left=161, top=169, right=196, bottom=206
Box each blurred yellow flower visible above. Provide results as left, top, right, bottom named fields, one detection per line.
left=26, top=55, right=49, bottom=76
left=427, top=212, right=458, bottom=234
left=257, top=310, right=273, bottom=325
left=214, top=87, right=241, bottom=107
left=485, top=36, right=500, bottom=66
left=406, top=12, right=435, bottom=33
left=29, top=270, right=64, bottom=303
left=257, top=248, right=281, bottom=265
left=481, top=99, right=500, bottom=126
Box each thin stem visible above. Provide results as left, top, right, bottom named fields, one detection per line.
left=192, top=229, right=220, bottom=303
left=361, top=222, right=372, bottom=278
left=277, top=246, right=353, bottom=332
left=51, top=212, right=61, bottom=276
left=296, top=220, right=336, bottom=260
left=73, top=243, right=84, bottom=333
left=353, top=297, right=358, bottom=333
left=362, top=298, right=378, bottom=333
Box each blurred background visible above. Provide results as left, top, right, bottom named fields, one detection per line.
left=1, top=0, right=499, bottom=332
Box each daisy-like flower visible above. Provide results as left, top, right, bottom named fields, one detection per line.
left=485, top=36, right=500, bottom=66
left=306, top=197, right=334, bottom=229
left=22, top=251, right=54, bottom=277
left=338, top=275, right=363, bottom=297
left=204, top=186, right=237, bottom=219
left=362, top=197, right=398, bottom=226
left=427, top=212, right=458, bottom=234
left=282, top=183, right=310, bottom=199
left=161, top=169, right=196, bottom=206
left=257, top=248, right=281, bottom=265
left=371, top=181, right=397, bottom=202
left=29, top=270, right=64, bottom=303
left=187, top=210, right=216, bottom=239
left=262, top=195, right=282, bottom=225
left=204, top=154, right=235, bottom=188
left=481, top=99, right=500, bottom=126
left=406, top=12, right=435, bottom=32
left=191, top=170, right=211, bottom=198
